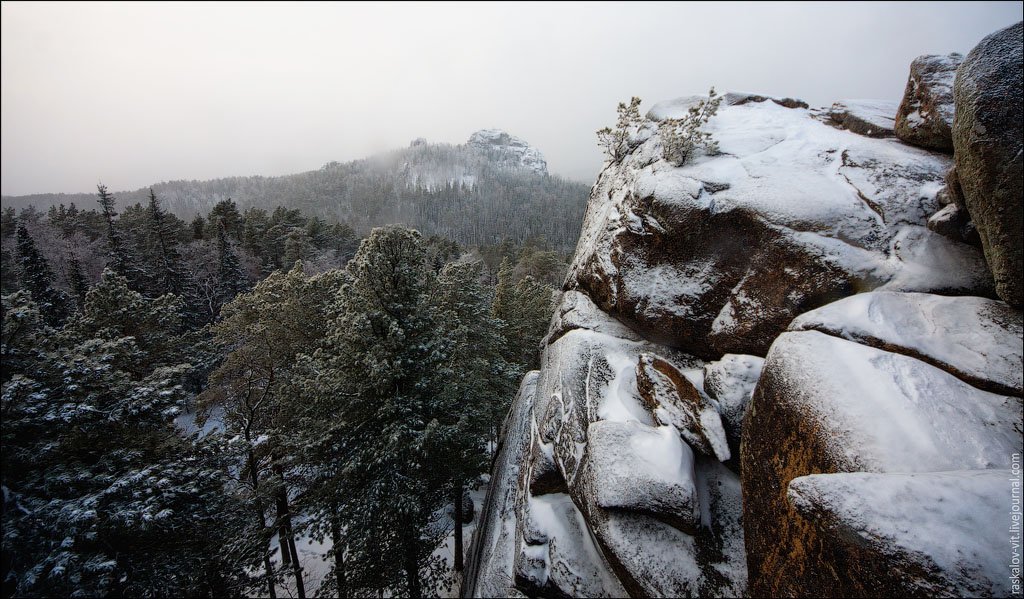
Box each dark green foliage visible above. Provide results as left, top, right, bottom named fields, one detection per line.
left=0, top=279, right=258, bottom=598
left=15, top=224, right=69, bottom=326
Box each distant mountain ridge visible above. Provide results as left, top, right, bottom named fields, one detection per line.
left=3, top=129, right=589, bottom=250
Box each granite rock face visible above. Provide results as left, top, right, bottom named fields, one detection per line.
left=953, top=21, right=1024, bottom=306
left=743, top=292, right=1022, bottom=597
left=895, top=54, right=961, bottom=151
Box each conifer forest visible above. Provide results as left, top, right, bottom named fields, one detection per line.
left=1, top=182, right=573, bottom=597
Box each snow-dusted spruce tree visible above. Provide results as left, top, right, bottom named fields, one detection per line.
left=432, top=259, right=519, bottom=573
left=1, top=273, right=255, bottom=597
left=492, top=256, right=556, bottom=372
left=596, top=96, right=644, bottom=162
left=95, top=184, right=146, bottom=293
left=15, top=223, right=70, bottom=326
left=298, top=226, right=456, bottom=597
left=201, top=262, right=343, bottom=599
left=659, top=87, right=722, bottom=166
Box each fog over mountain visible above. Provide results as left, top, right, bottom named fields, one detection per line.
left=2, top=2, right=1020, bottom=195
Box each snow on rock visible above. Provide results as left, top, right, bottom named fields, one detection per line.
left=743, top=328, right=1022, bottom=596
left=790, top=291, right=1023, bottom=395
left=463, top=372, right=537, bottom=598
left=894, top=53, right=961, bottom=152
left=828, top=99, right=898, bottom=138
left=702, top=354, right=764, bottom=466
left=514, top=491, right=627, bottom=597
left=635, top=354, right=730, bottom=461
left=788, top=469, right=1018, bottom=597
left=467, top=129, right=548, bottom=175
left=578, top=420, right=699, bottom=533
left=567, top=93, right=992, bottom=359
left=542, top=289, right=641, bottom=346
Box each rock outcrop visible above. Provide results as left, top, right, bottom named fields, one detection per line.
left=952, top=21, right=1024, bottom=306
left=467, top=128, right=549, bottom=175
left=828, top=99, right=898, bottom=137
left=895, top=54, right=961, bottom=151
left=567, top=94, right=992, bottom=359
left=743, top=292, right=1022, bottom=596
left=467, top=25, right=1023, bottom=598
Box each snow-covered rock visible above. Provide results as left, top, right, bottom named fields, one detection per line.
left=894, top=54, right=961, bottom=151
left=702, top=354, right=763, bottom=467
left=467, top=129, right=548, bottom=175
left=926, top=202, right=979, bottom=246
left=953, top=21, right=1024, bottom=306
left=789, top=291, right=1023, bottom=395
left=828, top=99, right=898, bottom=137
left=743, top=326, right=1022, bottom=596
left=578, top=420, right=700, bottom=533
left=788, top=469, right=1019, bottom=597
left=463, top=372, right=537, bottom=598
left=635, top=354, right=729, bottom=461
left=568, top=94, right=992, bottom=358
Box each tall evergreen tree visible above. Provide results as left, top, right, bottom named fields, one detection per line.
left=95, top=184, right=144, bottom=291
left=299, top=226, right=454, bottom=596
left=65, top=248, right=89, bottom=309
left=144, top=188, right=189, bottom=298
left=433, top=260, right=518, bottom=572
left=214, top=218, right=249, bottom=316
left=15, top=224, right=69, bottom=326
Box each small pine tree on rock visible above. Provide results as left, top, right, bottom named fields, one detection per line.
left=659, top=87, right=722, bottom=166
left=597, top=96, right=644, bottom=162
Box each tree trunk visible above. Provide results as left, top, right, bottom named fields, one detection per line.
left=272, top=459, right=305, bottom=599
left=404, top=532, right=421, bottom=598
left=453, top=482, right=464, bottom=572
left=248, top=449, right=277, bottom=599
left=330, top=507, right=347, bottom=598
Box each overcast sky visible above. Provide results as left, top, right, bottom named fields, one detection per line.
left=1, top=1, right=1021, bottom=195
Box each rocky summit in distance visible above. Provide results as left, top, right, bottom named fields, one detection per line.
left=467, top=128, right=549, bottom=175
left=465, top=21, right=1023, bottom=599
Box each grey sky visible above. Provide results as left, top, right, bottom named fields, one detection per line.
left=1, top=1, right=1021, bottom=196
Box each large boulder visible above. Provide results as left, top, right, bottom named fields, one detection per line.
left=742, top=291, right=1022, bottom=596
left=953, top=21, right=1024, bottom=306
left=568, top=94, right=993, bottom=359
left=788, top=469, right=1018, bottom=597
left=895, top=54, right=961, bottom=151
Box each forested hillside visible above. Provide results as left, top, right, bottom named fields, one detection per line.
left=1, top=178, right=565, bottom=597
left=1, top=131, right=590, bottom=252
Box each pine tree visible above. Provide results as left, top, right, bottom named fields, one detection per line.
left=214, top=218, right=249, bottom=316
left=298, top=226, right=454, bottom=596
left=1, top=276, right=257, bottom=597
left=145, top=188, right=189, bottom=298
left=201, top=263, right=344, bottom=598
left=95, top=184, right=144, bottom=291
left=15, top=223, right=69, bottom=326
left=65, top=248, right=89, bottom=309
left=433, top=260, right=518, bottom=572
